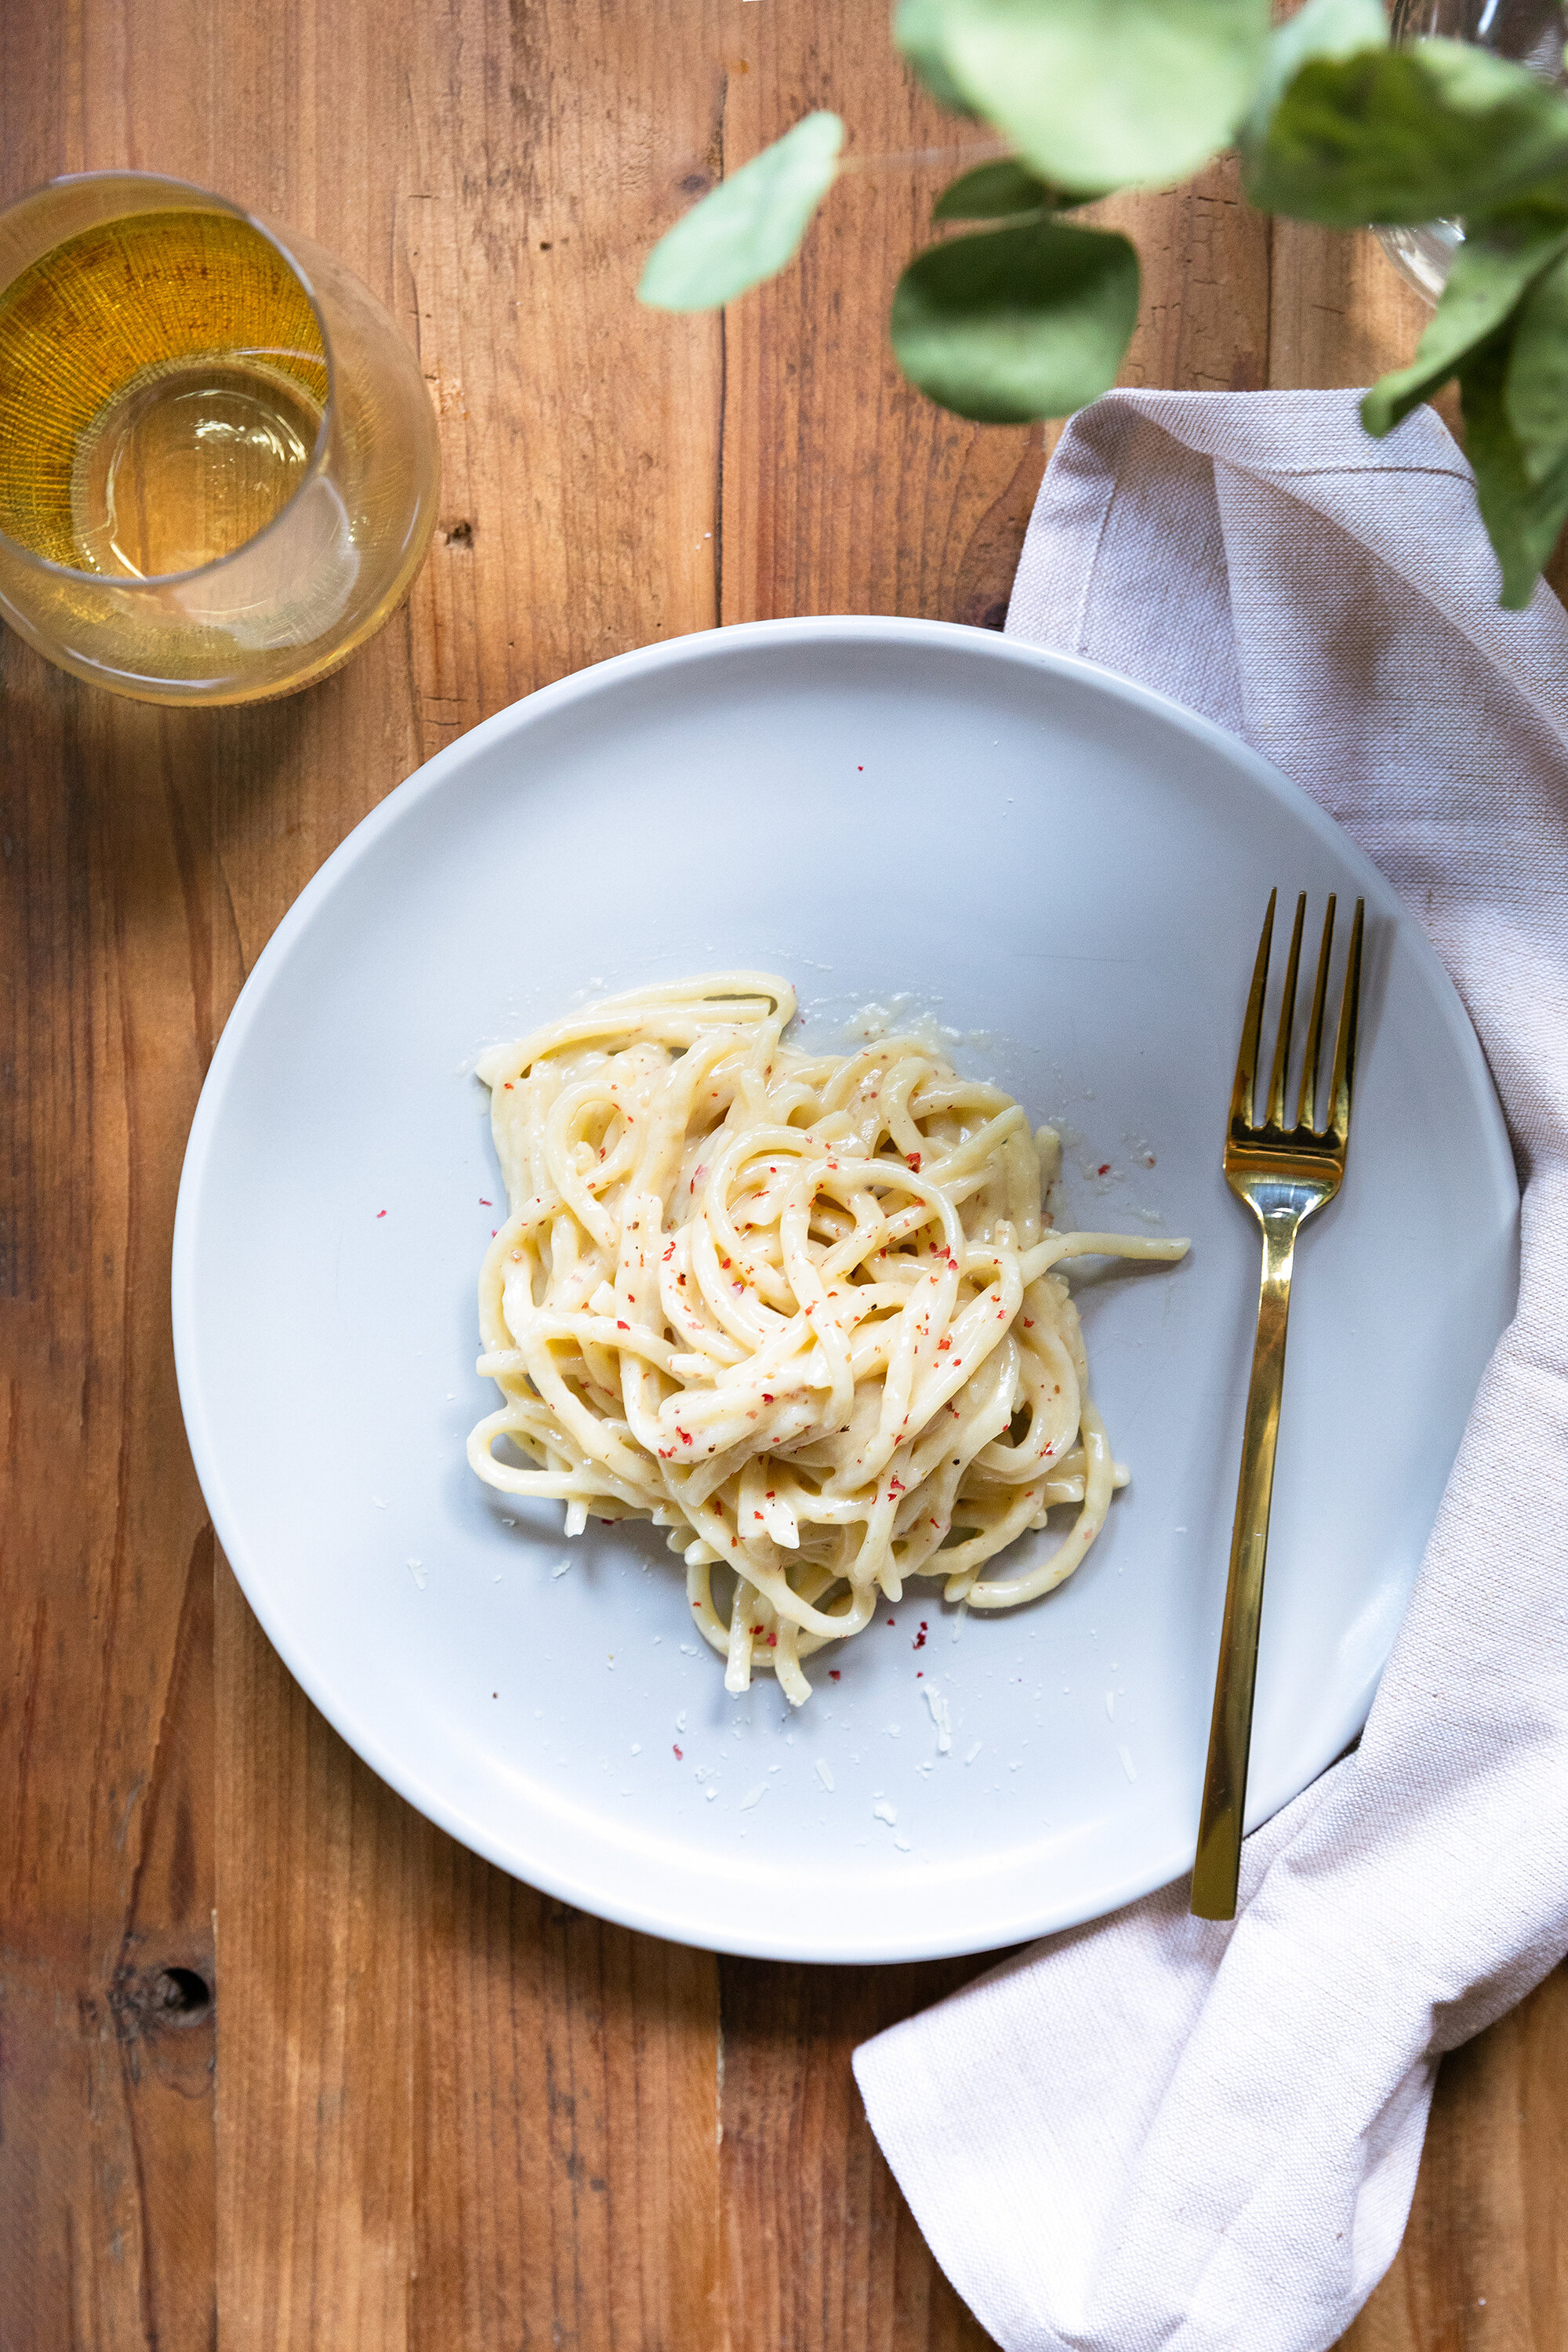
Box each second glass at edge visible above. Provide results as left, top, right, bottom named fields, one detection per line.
left=0, top=173, right=441, bottom=704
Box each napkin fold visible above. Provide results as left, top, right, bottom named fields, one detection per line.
left=854, top=390, right=1568, bottom=2352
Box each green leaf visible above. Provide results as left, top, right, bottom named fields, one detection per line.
left=890, top=219, right=1139, bottom=423
left=931, top=0, right=1272, bottom=194
left=1250, top=41, right=1568, bottom=228
left=1458, top=331, right=1568, bottom=606
left=932, top=160, right=1087, bottom=220
left=1242, top=0, right=1387, bottom=149
left=894, top=0, right=978, bottom=116
left=1362, top=201, right=1568, bottom=436
left=1505, top=246, right=1568, bottom=481
left=638, top=112, right=844, bottom=312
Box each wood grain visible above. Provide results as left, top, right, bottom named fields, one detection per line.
left=4, top=2, right=1566, bottom=2349
left=720, top=1961, right=1002, bottom=2352
left=719, top=3, right=1046, bottom=633
left=1265, top=214, right=1568, bottom=2352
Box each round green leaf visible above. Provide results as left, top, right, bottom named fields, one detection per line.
left=639, top=112, right=844, bottom=313
left=933, top=0, right=1272, bottom=193
left=1250, top=42, right=1568, bottom=227
left=1504, top=246, right=1568, bottom=484
left=932, top=159, right=1091, bottom=220
left=1363, top=201, right=1568, bottom=437
left=1242, top=0, right=1387, bottom=149
left=1458, top=333, right=1568, bottom=606
left=891, top=220, right=1140, bottom=423
left=894, top=0, right=978, bottom=116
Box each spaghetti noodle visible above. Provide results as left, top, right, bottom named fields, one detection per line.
left=468, top=975, right=1185, bottom=1705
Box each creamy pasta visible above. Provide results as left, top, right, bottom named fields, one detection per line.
left=468, top=975, right=1185, bottom=1705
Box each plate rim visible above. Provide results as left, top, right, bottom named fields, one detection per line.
left=172, top=614, right=1519, bottom=1962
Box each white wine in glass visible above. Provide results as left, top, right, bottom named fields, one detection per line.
left=0, top=172, right=441, bottom=704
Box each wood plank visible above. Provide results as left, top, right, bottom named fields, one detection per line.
left=176, top=2, right=730, bottom=2347
left=6, top=2, right=728, bottom=2348
left=720, top=1961, right=1000, bottom=2352
left=0, top=649, right=223, bottom=2349
left=0, top=13, right=239, bottom=2347
left=713, top=17, right=1271, bottom=2343
left=215, top=1576, right=416, bottom=2352
left=412, top=1839, right=718, bottom=2352
left=1268, top=215, right=1568, bottom=2352
left=718, top=3, right=1044, bottom=632
left=1098, top=154, right=1272, bottom=399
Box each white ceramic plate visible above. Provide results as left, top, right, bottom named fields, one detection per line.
left=172, top=618, right=1517, bottom=1963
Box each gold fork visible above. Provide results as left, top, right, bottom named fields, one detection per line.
left=1190, top=888, right=1365, bottom=1922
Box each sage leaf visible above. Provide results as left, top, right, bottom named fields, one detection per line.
left=1505, top=246, right=1568, bottom=482
left=1243, top=0, right=1387, bottom=148
left=894, top=0, right=978, bottom=116
left=1251, top=42, right=1568, bottom=227
left=1363, top=201, right=1568, bottom=435
left=891, top=220, right=1139, bottom=423
left=1459, top=331, right=1568, bottom=606
left=933, top=160, right=1084, bottom=220
left=931, top=0, right=1271, bottom=194
left=639, top=112, right=844, bottom=312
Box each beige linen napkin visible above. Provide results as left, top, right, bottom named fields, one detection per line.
left=854, top=390, right=1568, bottom=2352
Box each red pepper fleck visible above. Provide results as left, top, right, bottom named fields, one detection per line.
left=479, top=1198, right=492, bottom=1207
left=1023, top=1317, right=1034, bottom=1328
left=766, top=1632, right=778, bottom=1646
left=887, top=1617, right=895, bottom=1628
left=673, top=1744, right=684, bottom=1759
left=617, top=1320, right=630, bottom=1331
left=829, top=1668, right=841, bottom=1680
left=906, top=1152, right=921, bottom=1173
left=677, top=1430, right=693, bottom=1446
left=1098, top=1163, right=1111, bottom=1176
left=762, top=1392, right=774, bottom=1403
left=503, top=1082, right=514, bottom=1090
left=913, top=1628, right=927, bottom=1651
left=376, top=1210, right=387, bottom=1218
left=916, top=1670, right=924, bottom=1679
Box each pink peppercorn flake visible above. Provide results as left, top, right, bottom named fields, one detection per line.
left=673, top=1744, right=684, bottom=1760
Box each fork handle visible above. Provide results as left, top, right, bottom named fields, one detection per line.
left=1191, top=1206, right=1301, bottom=1921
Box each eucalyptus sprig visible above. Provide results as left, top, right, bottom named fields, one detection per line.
left=638, top=0, right=1568, bottom=608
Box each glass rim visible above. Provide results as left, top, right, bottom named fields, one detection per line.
left=0, top=167, right=338, bottom=592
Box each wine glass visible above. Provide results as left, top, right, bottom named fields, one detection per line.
left=0, top=172, right=440, bottom=704
left=1378, top=0, right=1568, bottom=303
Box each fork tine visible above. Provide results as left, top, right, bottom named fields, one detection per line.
left=1297, top=896, right=1336, bottom=1132
left=1231, top=891, right=1276, bottom=1131
left=1327, top=897, right=1365, bottom=1145
left=1265, top=895, right=1306, bottom=1131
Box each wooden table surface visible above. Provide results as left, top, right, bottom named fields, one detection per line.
left=5, top=5, right=1565, bottom=2347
